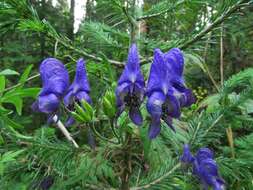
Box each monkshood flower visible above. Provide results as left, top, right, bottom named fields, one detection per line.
left=146, top=48, right=195, bottom=139
left=180, top=144, right=225, bottom=190
left=32, top=58, right=69, bottom=114
left=64, top=58, right=91, bottom=126
left=115, top=44, right=145, bottom=126
left=165, top=48, right=195, bottom=108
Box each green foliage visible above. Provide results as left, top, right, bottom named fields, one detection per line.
left=1, top=0, right=253, bottom=189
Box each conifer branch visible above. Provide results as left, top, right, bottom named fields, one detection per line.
left=179, top=0, right=251, bottom=50
left=136, top=0, right=185, bottom=21
left=140, top=0, right=252, bottom=65
left=130, top=163, right=181, bottom=190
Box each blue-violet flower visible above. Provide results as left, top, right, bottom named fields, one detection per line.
left=32, top=58, right=69, bottom=114
left=64, top=58, right=91, bottom=126
left=181, top=144, right=225, bottom=190
left=146, top=48, right=194, bottom=139
left=115, top=44, right=145, bottom=126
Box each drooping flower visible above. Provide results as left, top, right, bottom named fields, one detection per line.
left=146, top=48, right=194, bottom=139
left=181, top=145, right=225, bottom=190
left=64, top=58, right=91, bottom=125
left=115, top=44, right=145, bottom=126
left=32, top=58, right=69, bottom=114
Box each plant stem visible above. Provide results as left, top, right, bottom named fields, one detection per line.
left=120, top=132, right=132, bottom=190
left=52, top=115, right=79, bottom=148
left=220, top=24, right=224, bottom=85
left=226, top=126, right=235, bottom=158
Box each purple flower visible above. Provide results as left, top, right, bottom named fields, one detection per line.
left=180, top=144, right=195, bottom=164
left=64, top=58, right=91, bottom=106
left=115, top=44, right=145, bottom=126
left=181, top=145, right=225, bottom=190
left=32, top=58, right=69, bottom=114
left=146, top=48, right=195, bottom=139
left=165, top=48, right=195, bottom=108
left=64, top=58, right=91, bottom=126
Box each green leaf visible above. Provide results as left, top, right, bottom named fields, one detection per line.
left=0, top=69, right=19, bottom=76
left=0, top=134, right=4, bottom=145
left=0, top=76, right=5, bottom=92
left=18, top=64, right=33, bottom=89
left=0, top=112, right=24, bottom=129
left=75, top=102, right=91, bottom=122
left=2, top=88, right=40, bottom=101
left=0, top=150, right=25, bottom=176
left=2, top=96, right=23, bottom=115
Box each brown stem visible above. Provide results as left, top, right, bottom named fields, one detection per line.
left=220, top=24, right=224, bottom=85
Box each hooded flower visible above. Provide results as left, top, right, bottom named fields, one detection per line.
left=146, top=48, right=194, bottom=139
left=181, top=145, right=225, bottom=190
left=64, top=58, right=91, bottom=106
left=165, top=48, right=195, bottom=107
left=32, top=58, right=69, bottom=114
left=180, top=144, right=195, bottom=164
left=64, top=58, right=91, bottom=126
left=115, top=44, right=145, bottom=126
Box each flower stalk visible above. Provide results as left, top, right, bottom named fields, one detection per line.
left=52, top=115, right=79, bottom=148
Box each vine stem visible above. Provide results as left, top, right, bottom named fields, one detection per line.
left=52, top=115, right=79, bottom=148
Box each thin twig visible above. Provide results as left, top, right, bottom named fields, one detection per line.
left=203, top=32, right=220, bottom=91
left=139, top=0, right=251, bottom=65
left=179, top=0, right=250, bottom=49
left=52, top=115, right=79, bottom=148
left=220, top=24, right=224, bottom=85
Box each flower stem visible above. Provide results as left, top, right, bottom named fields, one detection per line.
left=52, top=115, right=79, bottom=148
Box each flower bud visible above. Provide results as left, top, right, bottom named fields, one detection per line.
left=102, top=90, right=116, bottom=118
left=74, top=101, right=93, bottom=122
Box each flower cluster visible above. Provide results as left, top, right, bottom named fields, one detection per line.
left=180, top=144, right=225, bottom=190
left=116, top=44, right=194, bottom=139
left=33, top=44, right=194, bottom=139
left=32, top=58, right=91, bottom=124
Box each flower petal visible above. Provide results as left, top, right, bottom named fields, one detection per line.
left=39, top=58, right=69, bottom=96
left=147, top=91, right=166, bottom=139
left=76, top=91, right=92, bottom=104
left=199, top=159, right=219, bottom=185
left=38, top=94, right=60, bottom=113
left=180, top=144, right=195, bottom=164
left=196, top=148, right=214, bottom=162
left=129, top=107, right=143, bottom=126
left=163, top=116, right=175, bottom=132
left=148, top=117, right=161, bottom=139
left=63, top=90, right=74, bottom=106
left=65, top=116, right=75, bottom=127
left=72, top=58, right=90, bottom=93
left=146, top=49, right=169, bottom=96
left=118, top=44, right=144, bottom=85
left=165, top=48, right=184, bottom=77
left=166, top=93, right=181, bottom=118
